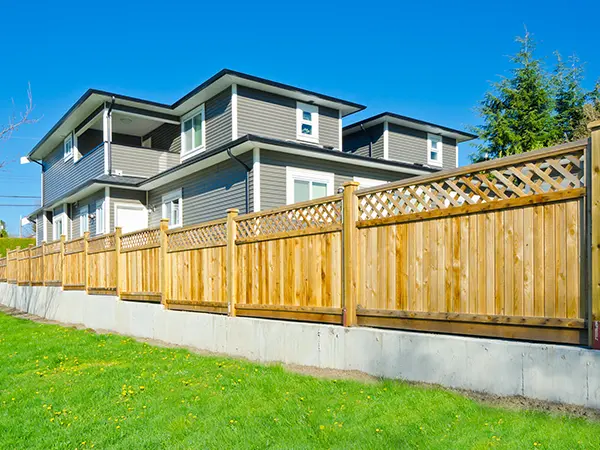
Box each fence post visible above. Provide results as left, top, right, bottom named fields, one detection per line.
left=60, top=235, right=66, bottom=288
left=115, top=227, right=122, bottom=298
left=159, top=219, right=169, bottom=307
left=588, top=120, right=600, bottom=348
left=41, top=241, right=46, bottom=286
left=15, top=246, right=20, bottom=284
left=342, top=181, right=360, bottom=327
left=226, top=208, right=239, bottom=317
left=27, top=244, right=33, bottom=286
left=83, top=231, right=90, bottom=292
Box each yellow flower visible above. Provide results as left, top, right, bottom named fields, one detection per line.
left=319, top=425, right=325, bottom=430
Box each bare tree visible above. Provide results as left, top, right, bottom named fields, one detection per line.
left=0, top=84, right=39, bottom=142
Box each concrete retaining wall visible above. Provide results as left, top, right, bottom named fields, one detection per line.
left=1, top=282, right=599, bottom=408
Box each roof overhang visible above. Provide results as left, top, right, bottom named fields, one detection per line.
left=28, top=69, right=366, bottom=161
left=343, top=112, right=477, bottom=143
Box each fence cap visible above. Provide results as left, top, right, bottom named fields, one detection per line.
left=226, top=208, right=239, bottom=214
left=588, top=120, right=600, bottom=131
left=342, top=181, right=360, bottom=188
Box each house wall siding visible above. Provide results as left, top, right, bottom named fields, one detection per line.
left=259, top=149, right=412, bottom=210
left=343, top=124, right=385, bottom=158
left=205, top=87, right=232, bottom=151
left=70, top=190, right=105, bottom=238
left=111, top=145, right=180, bottom=179
left=237, top=86, right=340, bottom=148
left=36, top=212, right=44, bottom=245
left=388, top=124, right=457, bottom=170
left=143, top=124, right=180, bottom=153
left=43, top=143, right=104, bottom=207
left=147, top=153, right=253, bottom=227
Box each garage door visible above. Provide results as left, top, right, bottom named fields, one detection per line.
left=115, top=204, right=148, bottom=234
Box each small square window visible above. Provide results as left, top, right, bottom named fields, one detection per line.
left=302, top=111, right=312, bottom=121
left=301, top=123, right=313, bottom=135
left=64, top=134, right=73, bottom=160
left=162, top=189, right=183, bottom=228
left=427, top=133, right=443, bottom=167
left=181, top=105, right=205, bottom=159
left=296, top=102, right=319, bottom=143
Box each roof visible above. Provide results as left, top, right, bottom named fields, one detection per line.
left=343, top=112, right=477, bottom=143
left=28, top=69, right=366, bottom=160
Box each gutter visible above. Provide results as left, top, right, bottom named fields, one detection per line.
left=106, top=96, right=116, bottom=175
left=360, top=124, right=374, bottom=158
left=226, top=147, right=251, bottom=214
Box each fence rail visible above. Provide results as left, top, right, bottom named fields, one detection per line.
left=4, top=134, right=600, bottom=347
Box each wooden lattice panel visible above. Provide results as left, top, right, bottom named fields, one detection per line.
left=0, top=258, right=6, bottom=267
left=236, top=195, right=343, bottom=241
left=88, top=233, right=116, bottom=254
left=167, top=220, right=227, bottom=252
left=45, top=241, right=61, bottom=254
left=357, top=146, right=585, bottom=222
left=65, top=238, right=85, bottom=255
left=120, top=228, right=160, bottom=252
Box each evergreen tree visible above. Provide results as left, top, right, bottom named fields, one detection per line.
left=471, top=31, right=555, bottom=162
left=552, top=53, right=586, bottom=142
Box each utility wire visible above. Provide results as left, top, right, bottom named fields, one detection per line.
left=0, top=195, right=40, bottom=199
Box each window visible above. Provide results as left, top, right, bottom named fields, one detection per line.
left=162, top=189, right=182, bottom=228
left=64, top=134, right=73, bottom=161
left=79, top=205, right=89, bottom=235
left=96, top=199, right=105, bottom=235
left=427, top=133, right=443, bottom=167
left=296, top=102, right=319, bottom=143
left=181, top=104, right=205, bottom=159
left=53, top=210, right=67, bottom=241
left=286, top=167, right=333, bottom=204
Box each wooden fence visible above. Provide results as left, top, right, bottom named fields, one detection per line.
left=3, top=129, right=600, bottom=347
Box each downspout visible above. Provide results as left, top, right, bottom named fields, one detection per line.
left=360, top=124, right=373, bottom=158
left=106, top=96, right=116, bottom=175
left=226, top=148, right=251, bottom=214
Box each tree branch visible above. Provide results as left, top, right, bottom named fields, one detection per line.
left=0, top=83, right=39, bottom=142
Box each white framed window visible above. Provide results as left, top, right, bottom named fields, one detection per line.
left=286, top=167, right=334, bottom=204
left=79, top=205, right=89, bottom=235
left=63, top=134, right=73, bottom=161
left=53, top=212, right=66, bottom=241
left=296, top=102, right=319, bottom=143
left=427, top=133, right=443, bottom=167
left=96, top=198, right=105, bottom=235
left=162, top=189, right=182, bottom=228
left=353, top=177, right=388, bottom=189
left=181, top=104, right=205, bottom=160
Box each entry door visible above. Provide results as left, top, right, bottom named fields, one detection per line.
left=115, top=204, right=148, bottom=234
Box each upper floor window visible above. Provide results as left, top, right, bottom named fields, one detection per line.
left=286, top=167, right=333, bottom=204
left=64, top=134, right=73, bottom=161
left=53, top=212, right=65, bottom=241
left=162, top=189, right=182, bottom=228
left=181, top=104, right=205, bottom=160
left=296, top=102, right=319, bottom=143
left=427, top=133, right=443, bottom=167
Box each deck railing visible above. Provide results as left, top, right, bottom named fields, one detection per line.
left=4, top=126, right=600, bottom=348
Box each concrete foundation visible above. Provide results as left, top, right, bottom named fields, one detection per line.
left=1, top=282, right=598, bottom=408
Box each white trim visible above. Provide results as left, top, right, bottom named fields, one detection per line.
left=113, top=108, right=179, bottom=125
left=73, top=133, right=80, bottom=161
left=105, top=187, right=110, bottom=233
left=42, top=211, right=48, bottom=243
left=253, top=148, right=260, bottom=212
left=103, top=107, right=110, bottom=174
left=52, top=208, right=67, bottom=241
left=75, top=109, right=103, bottom=137
left=63, top=134, right=73, bottom=161
left=161, top=188, right=183, bottom=229
left=427, top=133, right=443, bottom=167
left=79, top=204, right=89, bottom=235
left=285, top=166, right=334, bottom=205
left=181, top=103, right=206, bottom=161
left=113, top=202, right=148, bottom=234
left=231, top=84, right=238, bottom=140
left=383, top=121, right=389, bottom=160
left=296, top=102, right=319, bottom=143
left=353, top=177, right=388, bottom=189
left=338, top=109, right=343, bottom=151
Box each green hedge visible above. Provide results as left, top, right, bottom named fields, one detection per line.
left=0, top=238, right=36, bottom=257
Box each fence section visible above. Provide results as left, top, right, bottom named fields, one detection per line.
left=234, top=196, right=344, bottom=323
left=87, top=233, right=117, bottom=295
left=0, top=257, right=6, bottom=282
left=165, top=219, right=228, bottom=313
left=43, top=240, right=63, bottom=286
left=17, top=248, right=31, bottom=286
left=354, top=142, right=587, bottom=344
left=64, top=237, right=85, bottom=290
left=30, top=245, right=44, bottom=286
left=118, top=227, right=162, bottom=302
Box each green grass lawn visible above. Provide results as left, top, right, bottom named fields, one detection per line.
left=0, top=237, right=36, bottom=257
left=0, top=311, right=599, bottom=449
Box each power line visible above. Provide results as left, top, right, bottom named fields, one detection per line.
left=0, top=204, right=40, bottom=207
left=0, top=195, right=40, bottom=199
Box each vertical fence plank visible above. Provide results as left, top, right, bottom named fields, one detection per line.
left=226, top=209, right=239, bottom=316
left=28, top=244, right=33, bottom=286
left=83, top=232, right=90, bottom=292
left=60, top=235, right=66, bottom=288
left=115, top=227, right=122, bottom=297
left=588, top=121, right=600, bottom=348
left=159, top=219, right=169, bottom=306
left=342, top=181, right=359, bottom=326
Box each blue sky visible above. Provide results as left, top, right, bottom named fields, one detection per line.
left=0, top=0, right=597, bottom=235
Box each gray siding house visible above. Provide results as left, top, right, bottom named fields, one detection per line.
left=24, top=69, right=475, bottom=244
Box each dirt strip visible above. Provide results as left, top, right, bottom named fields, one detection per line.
left=1, top=304, right=598, bottom=421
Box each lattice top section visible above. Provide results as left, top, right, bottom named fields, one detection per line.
left=167, top=220, right=227, bottom=251
left=45, top=240, right=61, bottom=254
left=88, top=233, right=115, bottom=253
left=357, top=146, right=585, bottom=222
left=31, top=246, right=43, bottom=257
left=0, top=258, right=6, bottom=267
left=120, top=227, right=160, bottom=251
left=17, top=249, right=29, bottom=260
left=65, top=238, right=85, bottom=255
left=236, top=195, right=342, bottom=240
